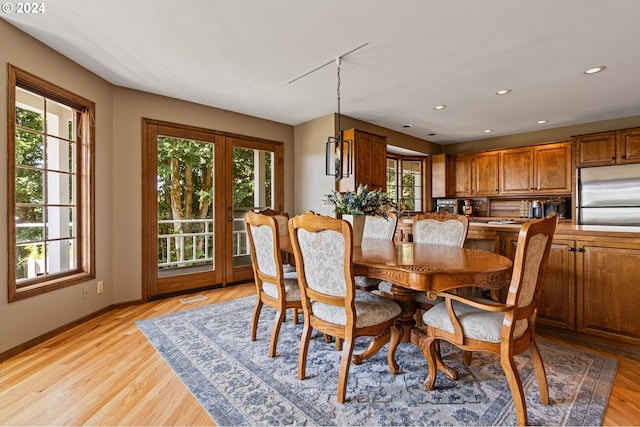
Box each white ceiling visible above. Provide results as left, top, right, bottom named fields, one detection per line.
left=4, top=0, right=640, bottom=145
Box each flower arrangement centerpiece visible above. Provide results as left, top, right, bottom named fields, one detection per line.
left=325, top=184, right=395, bottom=219
left=325, top=184, right=395, bottom=245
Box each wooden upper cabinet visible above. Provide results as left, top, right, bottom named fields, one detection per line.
left=618, top=128, right=640, bottom=164
left=574, top=132, right=617, bottom=166
left=431, top=153, right=455, bottom=198
left=500, top=147, right=535, bottom=194
left=472, top=152, right=500, bottom=195
left=575, top=128, right=640, bottom=166
left=454, top=154, right=472, bottom=196
left=498, top=142, right=572, bottom=195
left=338, top=128, right=387, bottom=192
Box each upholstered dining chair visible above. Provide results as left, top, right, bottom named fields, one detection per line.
left=258, top=208, right=295, bottom=272
left=354, top=213, right=398, bottom=291
left=379, top=211, right=469, bottom=313
left=418, top=213, right=558, bottom=426
left=288, top=211, right=403, bottom=403
left=245, top=211, right=301, bottom=358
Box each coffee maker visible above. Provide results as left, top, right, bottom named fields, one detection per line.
left=545, top=197, right=570, bottom=219
left=529, top=200, right=544, bottom=219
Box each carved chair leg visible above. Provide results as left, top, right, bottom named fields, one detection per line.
left=250, top=299, right=263, bottom=342
left=387, top=325, right=402, bottom=374
left=269, top=309, right=285, bottom=358
left=298, top=323, right=313, bottom=380
left=463, top=351, right=473, bottom=366
left=292, top=308, right=299, bottom=324
left=420, top=335, right=438, bottom=391
left=337, top=333, right=355, bottom=403
left=529, top=340, right=550, bottom=405
left=501, top=354, right=528, bottom=426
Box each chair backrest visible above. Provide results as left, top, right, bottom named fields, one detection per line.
left=506, top=213, right=558, bottom=313
left=362, top=212, right=398, bottom=241
left=412, top=211, right=469, bottom=247
left=258, top=208, right=290, bottom=237
left=289, top=211, right=354, bottom=301
left=245, top=211, right=282, bottom=281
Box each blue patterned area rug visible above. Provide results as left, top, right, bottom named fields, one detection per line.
left=136, top=297, right=617, bottom=426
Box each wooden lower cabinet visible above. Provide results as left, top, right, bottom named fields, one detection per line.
left=577, top=240, right=640, bottom=345
left=537, top=238, right=576, bottom=330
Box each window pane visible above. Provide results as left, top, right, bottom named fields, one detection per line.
left=16, top=242, right=45, bottom=280
left=46, top=99, right=74, bottom=139
left=46, top=137, right=75, bottom=173
left=15, top=206, right=44, bottom=243
left=16, top=130, right=44, bottom=167
left=47, top=171, right=73, bottom=205
left=47, top=206, right=74, bottom=239
left=15, top=167, right=44, bottom=204
left=15, top=88, right=44, bottom=131
left=47, top=239, right=76, bottom=275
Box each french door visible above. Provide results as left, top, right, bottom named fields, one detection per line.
left=142, top=119, right=283, bottom=299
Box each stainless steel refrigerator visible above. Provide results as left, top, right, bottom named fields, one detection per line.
left=577, top=163, right=640, bottom=226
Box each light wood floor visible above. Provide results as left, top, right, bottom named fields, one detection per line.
left=1, top=282, right=639, bottom=426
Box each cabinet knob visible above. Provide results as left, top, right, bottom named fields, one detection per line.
left=622, top=155, right=627, bottom=159
left=568, top=247, right=575, bottom=252
left=612, top=157, right=616, bottom=160
left=577, top=247, right=584, bottom=252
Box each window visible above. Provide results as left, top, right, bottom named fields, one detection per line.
left=386, top=154, right=427, bottom=213
left=7, top=65, right=95, bottom=301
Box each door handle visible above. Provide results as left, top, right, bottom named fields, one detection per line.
left=227, top=217, right=234, bottom=222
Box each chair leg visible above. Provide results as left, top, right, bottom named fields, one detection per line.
left=337, top=332, right=355, bottom=403
left=387, top=325, right=402, bottom=375
left=529, top=340, right=550, bottom=405
left=501, top=353, right=528, bottom=426
left=298, top=323, right=313, bottom=380
left=250, top=298, right=263, bottom=342
left=420, top=335, right=439, bottom=391
left=268, top=309, right=286, bottom=358
left=335, top=337, right=342, bottom=351
left=463, top=350, right=473, bottom=366
left=292, top=308, right=299, bottom=324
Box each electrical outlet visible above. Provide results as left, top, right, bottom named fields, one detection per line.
left=82, top=286, right=89, bottom=299
left=97, top=281, right=104, bottom=294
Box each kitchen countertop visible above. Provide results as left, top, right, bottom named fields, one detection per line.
left=469, top=218, right=640, bottom=238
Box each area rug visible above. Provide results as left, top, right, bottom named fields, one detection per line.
left=136, top=296, right=617, bottom=426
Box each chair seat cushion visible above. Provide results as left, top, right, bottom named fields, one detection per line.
left=311, top=290, right=401, bottom=328
left=422, top=299, right=528, bottom=343
left=262, top=271, right=301, bottom=302
left=354, top=276, right=381, bottom=290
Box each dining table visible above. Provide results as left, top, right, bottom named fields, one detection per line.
left=282, top=236, right=514, bottom=379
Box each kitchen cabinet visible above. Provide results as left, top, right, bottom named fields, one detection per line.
left=499, top=142, right=572, bottom=195
left=472, top=152, right=500, bottom=196
left=575, top=127, right=640, bottom=166
left=452, top=152, right=498, bottom=197
left=338, top=128, right=387, bottom=192
left=431, top=153, right=455, bottom=198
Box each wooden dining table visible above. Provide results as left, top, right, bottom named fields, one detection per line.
left=282, top=237, right=513, bottom=378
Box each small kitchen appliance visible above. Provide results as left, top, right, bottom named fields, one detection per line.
left=463, top=198, right=474, bottom=216
left=436, top=198, right=462, bottom=214
left=529, top=200, right=543, bottom=219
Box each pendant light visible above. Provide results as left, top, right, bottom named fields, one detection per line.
left=325, top=58, right=352, bottom=181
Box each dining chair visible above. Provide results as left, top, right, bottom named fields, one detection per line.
left=418, top=213, right=557, bottom=426
left=379, top=211, right=470, bottom=312
left=245, top=211, right=302, bottom=358
left=257, top=208, right=295, bottom=272
left=288, top=211, right=402, bottom=403
left=354, top=213, right=398, bottom=291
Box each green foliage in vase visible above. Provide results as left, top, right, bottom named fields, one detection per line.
left=325, top=184, right=395, bottom=219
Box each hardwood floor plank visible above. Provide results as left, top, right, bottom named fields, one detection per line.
left=0, top=282, right=638, bottom=426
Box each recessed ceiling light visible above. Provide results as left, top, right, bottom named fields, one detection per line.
left=483, top=129, right=493, bottom=133
left=402, top=124, right=412, bottom=128
left=433, top=105, right=447, bottom=110
left=536, top=120, right=549, bottom=124
left=584, top=66, right=606, bottom=75
left=495, top=89, right=512, bottom=95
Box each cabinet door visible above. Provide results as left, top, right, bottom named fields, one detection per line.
left=575, top=132, right=617, bottom=166
left=472, top=152, right=499, bottom=195
left=617, top=128, right=640, bottom=164
left=576, top=241, right=640, bottom=345
left=431, top=154, right=454, bottom=198
left=535, top=142, right=572, bottom=194
left=537, top=239, right=576, bottom=330
left=454, top=155, right=472, bottom=196
left=369, top=135, right=387, bottom=190
left=500, top=148, right=534, bottom=194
